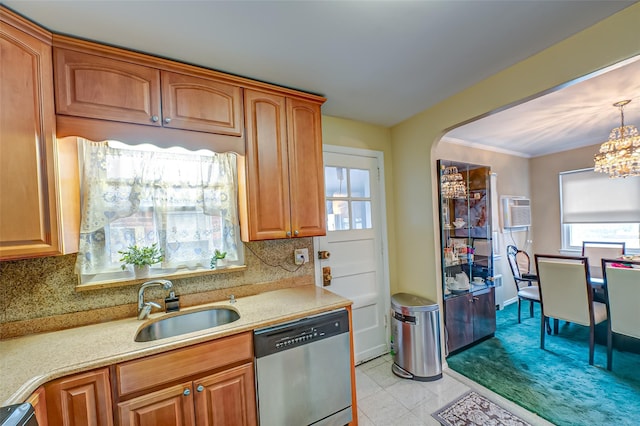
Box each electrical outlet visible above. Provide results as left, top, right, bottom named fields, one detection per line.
left=294, top=248, right=308, bottom=265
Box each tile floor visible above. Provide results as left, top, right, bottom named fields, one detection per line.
left=354, top=354, right=553, bottom=426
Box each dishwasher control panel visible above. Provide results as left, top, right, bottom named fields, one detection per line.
left=254, top=308, right=349, bottom=357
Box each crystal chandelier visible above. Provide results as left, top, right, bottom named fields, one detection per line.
left=441, top=165, right=467, bottom=199
left=594, top=100, right=640, bottom=178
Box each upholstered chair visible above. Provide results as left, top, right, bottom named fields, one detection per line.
left=602, top=258, right=640, bottom=371
left=507, top=245, right=540, bottom=322
left=582, top=241, right=625, bottom=280
left=534, top=254, right=607, bottom=365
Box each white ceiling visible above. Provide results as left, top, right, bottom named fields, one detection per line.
left=5, top=0, right=639, bottom=157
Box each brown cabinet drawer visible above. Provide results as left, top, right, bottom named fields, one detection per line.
left=116, top=331, right=252, bottom=398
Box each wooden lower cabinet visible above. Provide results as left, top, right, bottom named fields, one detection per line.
left=445, top=287, right=496, bottom=353
left=26, top=386, right=48, bottom=426
left=118, top=362, right=256, bottom=426
left=45, top=367, right=113, bottom=426
left=194, top=363, right=256, bottom=426
left=118, top=381, right=196, bottom=426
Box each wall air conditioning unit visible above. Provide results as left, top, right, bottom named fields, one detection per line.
left=501, top=196, right=531, bottom=229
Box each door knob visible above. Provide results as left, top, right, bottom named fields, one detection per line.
left=322, top=266, right=332, bottom=286
left=318, top=250, right=331, bottom=259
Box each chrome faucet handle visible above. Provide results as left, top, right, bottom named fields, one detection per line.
left=138, top=301, right=162, bottom=320
left=229, top=294, right=236, bottom=304
left=137, top=279, right=173, bottom=320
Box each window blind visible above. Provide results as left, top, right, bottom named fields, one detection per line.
left=560, top=169, right=640, bottom=223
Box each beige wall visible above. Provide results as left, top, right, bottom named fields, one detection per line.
left=390, top=4, right=640, bottom=305
left=530, top=143, right=602, bottom=257
left=321, top=116, right=398, bottom=293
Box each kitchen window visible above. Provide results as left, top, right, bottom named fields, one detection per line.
left=75, top=140, right=243, bottom=285
left=560, top=168, right=640, bottom=253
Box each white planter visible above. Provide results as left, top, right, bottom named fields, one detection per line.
left=134, top=265, right=150, bottom=278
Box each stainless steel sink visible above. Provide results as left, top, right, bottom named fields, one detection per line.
left=134, top=307, right=240, bottom=342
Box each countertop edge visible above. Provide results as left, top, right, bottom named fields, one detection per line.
left=1, top=286, right=352, bottom=405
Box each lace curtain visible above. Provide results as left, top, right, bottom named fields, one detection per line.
left=75, top=141, right=240, bottom=275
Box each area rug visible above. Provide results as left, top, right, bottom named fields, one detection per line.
left=432, top=391, right=531, bottom=426
left=447, top=302, right=640, bottom=426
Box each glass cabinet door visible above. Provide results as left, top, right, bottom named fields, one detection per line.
left=437, top=160, right=492, bottom=299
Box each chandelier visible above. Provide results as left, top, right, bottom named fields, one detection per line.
left=594, top=99, right=640, bottom=178
left=441, top=165, right=467, bottom=199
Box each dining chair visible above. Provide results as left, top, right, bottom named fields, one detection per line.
left=506, top=245, right=540, bottom=323
left=602, top=258, right=640, bottom=371
left=534, top=254, right=608, bottom=365
left=581, top=241, right=626, bottom=280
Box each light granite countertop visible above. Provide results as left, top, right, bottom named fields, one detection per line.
left=0, top=285, right=351, bottom=405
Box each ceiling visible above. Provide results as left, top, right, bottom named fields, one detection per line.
left=5, top=0, right=639, bottom=157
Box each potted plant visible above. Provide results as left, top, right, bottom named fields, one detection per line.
left=118, top=243, right=164, bottom=278
left=210, top=249, right=227, bottom=269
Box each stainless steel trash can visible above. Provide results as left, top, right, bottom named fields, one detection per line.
left=390, top=293, right=442, bottom=381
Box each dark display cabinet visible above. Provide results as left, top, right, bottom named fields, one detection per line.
left=437, top=160, right=496, bottom=354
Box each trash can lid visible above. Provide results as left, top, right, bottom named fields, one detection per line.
left=391, top=293, right=438, bottom=311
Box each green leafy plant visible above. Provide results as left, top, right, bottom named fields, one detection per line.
left=210, top=249, right=227, bottom=269
left=118, top=243, right=164, bottom=270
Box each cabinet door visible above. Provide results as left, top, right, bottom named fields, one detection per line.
left=26, top=386, right=48, bottom=426
left=0, top=10, right=61, bottom=259
left=286, top=97, right=326, bottom=238
left=54, top=48, right=162, bottom=126
left=161, top=71, right=243, bottom=136
left=472, top=288, right=496, bottom=341
left=242, top=89, right=291, bottom=240
left=118, top=382, right=195, bottom=426
left=45, top=368, right=114, bottom=426
left=444, top=295, right=474, bottom=353
left=194, top=363, right=257, bottom=426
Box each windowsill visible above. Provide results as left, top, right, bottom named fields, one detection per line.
left=75, top=264, right=247, bottom=292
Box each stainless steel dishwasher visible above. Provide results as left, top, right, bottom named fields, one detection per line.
left=254, top=308, right=352, bottom=426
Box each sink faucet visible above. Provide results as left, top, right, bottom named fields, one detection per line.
left=138, top=279, right=173, bottom=320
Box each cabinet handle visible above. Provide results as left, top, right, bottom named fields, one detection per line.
left=196, top=384, right=204, bottom=392
left=151, top=115, right=159, bottom=122
left=183, top=388, right=191, bottom=396
left=164, top=117, right=172, bottom=124
left=286, top=231, right=291, bottom=237
left=294, top=230, right=299, bottom=236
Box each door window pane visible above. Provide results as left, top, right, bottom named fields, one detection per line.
left=327, top=200, right=350, bottom=231
left=325, top=166, right=348, bottom=197
left=350, top=169, right=370, bottom=197
left=352, top=201, right=372, bottom=229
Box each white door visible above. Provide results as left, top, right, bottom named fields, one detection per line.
left=315, top=146, right=390, bottom=364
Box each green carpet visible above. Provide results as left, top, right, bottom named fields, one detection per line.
left=447, top=302, right=640, bottom=426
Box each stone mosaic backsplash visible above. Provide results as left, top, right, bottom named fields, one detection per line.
left=0, top=238, right=315, bottom=336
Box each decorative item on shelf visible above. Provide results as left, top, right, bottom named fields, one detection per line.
left=118, top=243, right=164, bottom=278
left=594, top=99, right=640, bottom=178
left=210, top=249, right=227, bottom=269
left=453, top=217, right=466, bottom=229
left=441, top=165, right=467, bottom=199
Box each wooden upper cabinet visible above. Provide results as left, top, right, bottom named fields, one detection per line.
left=54, top=48, right=161, bottom=126
left=161, top=71, right=243, bottom=136
left=286, top=97, right=326, bottom=238
left=54, top=48, right=243, bottom=136
left=45, top=368, right=114, bottom=426
left=241, top=89, right=325, bottom=241
left=0, top=8, right=79, bottom=260
left=242, top=90, right=291, bottom=240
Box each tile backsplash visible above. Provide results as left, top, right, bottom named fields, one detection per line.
left=0, top=238, right=315, bottom=336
